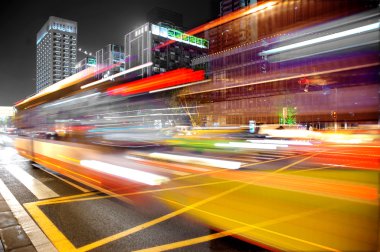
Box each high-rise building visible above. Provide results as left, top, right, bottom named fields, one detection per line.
left=95, top=44, right=125, bottom=78
left=124, top=23, right=208, bottom=78
left=36, top=16, right=77, bottom=93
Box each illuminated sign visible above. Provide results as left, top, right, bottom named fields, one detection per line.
left=151, top=24, right=209, bottom=49
left=49, top=22, right=76, bottom=33
left=87, top=58, right=96, bottom=66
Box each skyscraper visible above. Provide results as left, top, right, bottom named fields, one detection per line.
left=36, top=16, right=77, bottom=93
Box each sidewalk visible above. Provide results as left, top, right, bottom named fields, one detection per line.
left=0, top=194, right=36, bottom=252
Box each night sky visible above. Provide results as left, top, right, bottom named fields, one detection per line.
left=0, top=0, right=218, bottom=106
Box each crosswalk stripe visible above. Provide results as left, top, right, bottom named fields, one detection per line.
left=0, top=179, right=58, bottom=252
left=5, top=164, right=59, bottom=199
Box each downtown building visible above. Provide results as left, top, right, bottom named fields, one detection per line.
left=95, top=44, right=125, bottom=78
left=123, top=22, right=208, bottom=78
left=186, top=0, right=379, bottom=128
left=36, top=16, right=77, bottom=93
left=75, top=56, right=96, bottom=73
left=219, top=0, right=257, bottom=16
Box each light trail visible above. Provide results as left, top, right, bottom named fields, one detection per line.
left=80, top=62, right=153, bottom=89
left=259, top=22, right=380, bottom=56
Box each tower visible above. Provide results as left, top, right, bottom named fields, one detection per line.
left=36, top=16, right=77, bottom=92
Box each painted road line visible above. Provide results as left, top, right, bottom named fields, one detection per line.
left=30, top=180, right=239, bottom=206
left=5, top=164, right=59, bottom=199
left=24, top=201, right=77, bottom=251
left=0, top=179, right=58, bottom=252
left=33, top=163, right=91, bottom=193
left=76, top=154, right=318, bottom=251
left=240, top=152, right=313, bottom=168
left=136, top=197, right=338, bottom=252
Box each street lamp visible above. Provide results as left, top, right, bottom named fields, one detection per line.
left=77, top=47, right=93, bottom=57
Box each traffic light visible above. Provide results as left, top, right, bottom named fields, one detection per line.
left=331, top=111, right=337, bottom=119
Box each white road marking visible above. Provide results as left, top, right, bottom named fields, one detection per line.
left=33, top=163, right=92, bottom=193
left=0, top=179, right=58, bottom=252
left=5, top=164, right=59, bottom=199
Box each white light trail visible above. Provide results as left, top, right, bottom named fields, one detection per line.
left=80, top=160, right=169, bottom=186
left=215, top=142, right=277, bottom=150
left=247, top=139, right=312, bottom=146
left=43, top=92, right=99, bottom=108
left=80, top=62, right=153, bottom=89
left=259, top=22, right=380, bottom=56
left=149, top=152, right=242, bottom=169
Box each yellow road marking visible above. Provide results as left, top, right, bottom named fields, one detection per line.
left=34, top=192, right=100, bottom=205
left=39, top=166, right=92, bottom=193
left=134, top=226, right=253, bottom=252
left=24, top=202, right=78, bottom=251
left=240, top=152, right=311, bottom=168
left=135, top=196, right=339, bottom=252
left=34, top=180, right=241, bottom=206
left=76, top=153, right=318, bottom=251
left=172, top=151, right=312, bottom=182
left=35, top=156, right=101, bottom=184
left=25, top=152, right=320, bottom=252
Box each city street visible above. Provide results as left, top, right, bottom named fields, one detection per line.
left=1, top=1, right=379, bottom=251
left=0, top=141, right=268, bottom=251
left=1, top=134, right=378, bottom=251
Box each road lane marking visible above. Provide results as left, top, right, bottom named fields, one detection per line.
left=0, top=179, right=58, bottom=252
left=5, top=164, right=59, bottom=199
left=34, top=156, right=101, bottom=184
left=24, top=152, right=320, bottom=252
left=166, top=152, right=312, bottom=183
left=76, top=153, right=319, bottom=251
left=32, top=180, right=239, bottom=206
left=240, top=152, right=314, bottom=168
left=135, top=197, right=339, bottom=252
left=24, top=201, right=77, bottom=252
left=23, top=192, right=100, bottom=252
left=33, top=163, right=92, bottom=193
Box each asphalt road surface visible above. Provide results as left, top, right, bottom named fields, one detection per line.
left=0, top=134, right=378, bottom=251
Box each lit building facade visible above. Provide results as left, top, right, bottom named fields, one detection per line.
left=124, top=23, right=208, bottom=77
left=219, top=0, right=257, bottom=16
left=36, top=16, right=77, bottom=93
left=95, top=44, right=125, bottom=78
left=184, top=1, right=379, bottom=128
left=75, top=56, right=96, bottom=73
